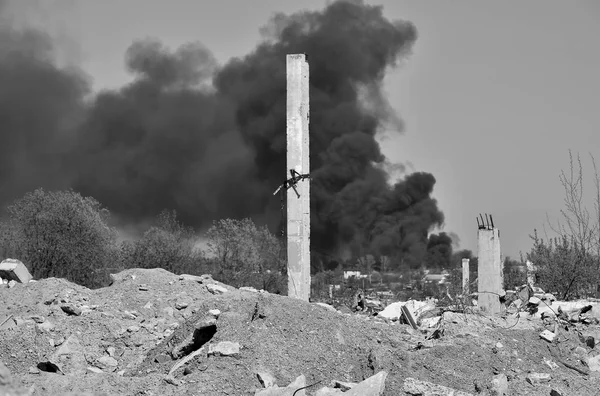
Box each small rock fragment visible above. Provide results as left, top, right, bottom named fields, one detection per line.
left=525, top=373, right=551, bottom=385
left=127, top=325, right=140, bottom=333
left=0, top=360, right=12, bottom=385
left=404, top=377, right=474, bottom=396
left=155, top=354, right=171, bottom=364
left=334, top=380, right=357, bottom=391
left=489, top=373, right=508, bottom=396
left=550, top=389, right=564, bottom=396
left=87, top=367, right=104, bottom=374
left=29, top=315, right=45, bottom=323
left=175, top=301, right=189, bottom=310
left=208, top=309, right=221, bottom=318
left=37, top=321, right=55, bottom=332
left=208, top=341, right=240, bottom=356
left=138, top=284, right=149, bottom=291
left=164, top=375, right=181, bottom=386
left=7, top=280, right=16, bottom=288
left=96, top=356, right=118, bottom=371
left=206, top=284, right=228, bottom=294
left=256, top=375, right=306, bottom=396
left=61, top=304, right=82, bottom=316
left=28, top=366, right=40, bottom=375
left=256, top=370, right=277, bottom=388
left=539, top=330, right=556, bottom=343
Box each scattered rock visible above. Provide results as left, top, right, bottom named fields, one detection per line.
left=256, top=370, right=277, bottom=388
left=314, top=303, right=337, bottom=312
left=539, top=330, right=556, bottom=343
left=333, top=380, right=357, bottom=391
left=208, top=309, right=221, bottom=318
left=175, top=301, right=189, bottom=310
left=0, top=258, right=33, bottom=283
left=586, top=354, right=600, bottom=371
left=255, top=375, right=306, bottom=396
left=127, top=325, right=140, bottom=333
left=550, top=389, right=564, bottom=396
left=0, top=361, right=12, bottom=385
left=240, top=286, right=259, bottom=292
left=29, top=315, right=45, bottom=324
left=87, top=367, right=104, bottom=374
left=7, top=279, right=16, bottom=288
left=489, top=373, right=508, bottom=396
left=138, top=284, right=149, bottom=291
left=37, top=321, right=55, bottom=332
left=61, top=304, right=82, bottom=316
left=528, top=297, right=541, bottom=306
left=208, top=341, right=240, bottom=356
left=96, top=356, right=118, bottom=371
left=206, top=284, right=228, bottom=294
left=525, top=373, right=551, bottom=385
left=28, top=366, right=40, bottom=375
left=154, top=354, right=171, bottom=364
left=403, top=377, right=474, bottom=396
left=106, top=347, right=116, bottom=357
left=164, top=375, right=181, bottom=386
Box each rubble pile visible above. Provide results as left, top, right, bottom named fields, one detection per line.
left=0, top=259, right=599, bottom=395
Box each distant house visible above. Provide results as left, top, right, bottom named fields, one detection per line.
left=343, top=271, right=368, bottom=280
left=422, top=273, right=449, bottom=285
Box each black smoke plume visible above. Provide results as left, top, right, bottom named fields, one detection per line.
left=0, top=0, right=445, bottom=268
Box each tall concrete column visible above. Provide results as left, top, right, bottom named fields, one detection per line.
left=286, top=54, right=310, bottom=301
left=477, top=227, right=503, bottom=314
left=462, top=258, right=470, bottom=294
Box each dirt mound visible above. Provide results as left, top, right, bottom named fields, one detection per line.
left=1, top=269, right=599, bottom=395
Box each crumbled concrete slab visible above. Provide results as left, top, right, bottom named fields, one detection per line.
left=255, top=374, right=306, bottom=396
left=404, top=377, right=474, bottom=396
left=208, top=341, right=240, bottom=356
left=525, top=373, right=551, bottom=385
left=206, top=284, right=228, bottom=294
left=0, top=259, right=32, bottom=283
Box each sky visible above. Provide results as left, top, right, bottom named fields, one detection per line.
left=5, top=0, right=600, bottom=259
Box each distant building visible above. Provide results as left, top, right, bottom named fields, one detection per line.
left=422, top=273, right=449, bottom=285
left=343, top=271, right=368, bottom=280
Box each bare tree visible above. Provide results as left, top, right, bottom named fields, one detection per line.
left=528, top=150, right=600, bottom=299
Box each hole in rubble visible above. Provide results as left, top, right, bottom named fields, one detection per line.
left=37, top=361, right=62, bottom=373
left=182, top=324, right=217, bottom=357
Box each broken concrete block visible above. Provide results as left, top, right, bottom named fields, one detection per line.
left=208, top=341, right=240, bottom=356
left=206, top=284, right=228, bottom=294
left=525, top=373, right=551, bottom=385
left=256, top=370, right=277, bottom=388
left=255, top=374, right=306, bottom=396
left=333, top=380, right=357, bottom=391
left=61, top=304, right=82, bottom=316
left=586, top=354, right=600, bottom=371
left=208, top=309, right=221, bottom=318
left=0, top=259, right=32, bottom=283
left=0, top=360, right=12, bottom=385
left=37, top=321, right=55, bottom=332
left=87, top=367, right=104, bottom=374
left=240, top=286, right=259, bottom=292
left=96, top=356, right=118, bottom=371
left=403, top=377, right=474, bottom=396
left=179, top=274, right=204, bottom=283
left=489, top=373, right=508, bottom=396
left=539, top=330, right=556, bottom=343
left=7, top=280, right=16, bottom=288
left=550, top=389, right=565, bottom=396
left=342, top=371, right=387, bottom=395
left=528, top=297, right=541, bottom=306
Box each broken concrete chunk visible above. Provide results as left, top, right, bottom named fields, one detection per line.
left=175, top=301, right=189, bottom=310
left=256, top=370, right=277, bottom=388
left=0, top=259, right=32, bottom=283
left=96, top=356, right=118, bottom=371
left=403, top=377, right=474, bottom=396
left=240, top=286, right=259, bottom=292
left=127, top=325, right=140, bottom=333
left=29, top=315, right=44, bottom=323
left=61, top=304, right=82, bottom=316
left=179, top=274, right=204, bottom=283
left=586, top=354, right=600, bottom=371
left=87, top=367, right=104, bottom=374
left=489, top=373, right=508, bottom=396
left=208, top=309, right=221, bottom=318
left=0, top=360, right=12, bottom=385
left=37, top=321, right=55, bottom=332
left=138, top=284, right=149, bottom=291
left=206, top=284, right=228, bottom=294
left=525, top=373, right=551, bottom=385
left=539, top=330, right=556, bottom=343
left=255, top=374, right=306, bottom=396
left=28, top=367, right=40, bottom=375
left=155, top=354, right=171, bottom=364
left=333, top=380, right=357, bottom=391
left=341, top=371, right=387, bottom=395
left=314, top=302, right=337, bottom=312
left=208, top=341, right=240, bottom=356
left=7, top=280, right=16, bottom=288
left=164, top=375, right=181, bottom=386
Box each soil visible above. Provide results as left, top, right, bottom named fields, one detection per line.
left=1, top=268, right=599, bottom=395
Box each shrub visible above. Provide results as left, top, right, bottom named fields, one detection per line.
left=119, top=209, right=203, bottom=274
left=205, top=218, right=285, bottom=293
left=0, top=188, right=118, bottom=288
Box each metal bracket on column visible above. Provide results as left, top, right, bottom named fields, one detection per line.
left=273, top=169, right=310, bottom=199
left=476, top=213, right=495, bottom=230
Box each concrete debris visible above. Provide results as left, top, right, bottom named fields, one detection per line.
left=525, top=373, right=551, bottom=385
left=240, top=286, right=260, bottom=292
left=550, top=389, right=564, bottom=396
left=37, top=321, right=55, bottom=332
left=28, top=367, right=39, bottom=375
left=539, top=330, right=556, bottom=343
left=163, top=375, right=181, bottom=386
left=403, top=377, right=474, bottom=396
left=87, top=367, right=104, bottom=374
left=256, top=370, right=277, bottom=388
left=528, top=297, right=541, bottom=306
left=206, top=284, right=228, bottom=294
left=0, top=360, right=12, bottom=385
left=0, top=259, right=32, bottom=284
left=314, top=302, right=337, bottom=312
left=255, top=374, right=306, bottom=396
left=138, top=284, right=149, bottom=291
left=333, top=380, right=357, bottom=391
left=96, top=356, right=118, bottom=371
left=208, top=309, right=221, bottom=318
left=208, top=341, right=240, bottom=356
left=60, top=304, right=82, bottom=316
left=489, top=373, right=508, bottom=396
left=585, top=354, right=600, bottom=371
left=378, top=300, right=435, bottom=323
left=175, top=301, right=189, bottom=310
left=8, top=280, right=16, bottom=288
